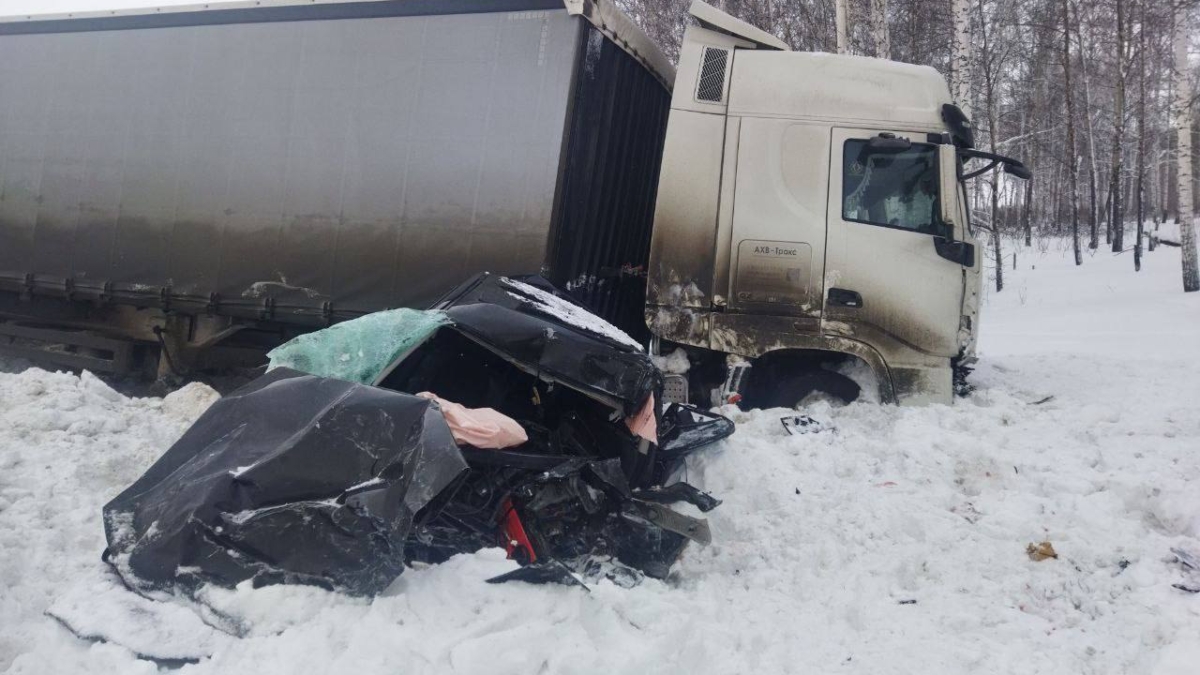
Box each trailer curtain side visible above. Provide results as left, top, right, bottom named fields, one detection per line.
left=0, top=0, right=670, bottom=337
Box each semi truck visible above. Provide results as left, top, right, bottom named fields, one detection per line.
left=0, top=0, right=1028, bottom=406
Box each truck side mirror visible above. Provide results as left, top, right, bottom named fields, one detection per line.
left=1004, top=162, right=1032, bottom=180
left=938, top=143, right=959, bottom=232
left=941, top=104, right=975, bottom=149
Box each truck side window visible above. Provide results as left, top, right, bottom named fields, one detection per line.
left=842, top=140, right=941, bottom=235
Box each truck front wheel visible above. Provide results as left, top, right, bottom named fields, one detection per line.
left=744, top=369, right=861, bottom=410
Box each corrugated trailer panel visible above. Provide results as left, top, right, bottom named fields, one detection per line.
left=547, top=25, right=670, bottom=341
left=0, top=2, right=580, bottom=322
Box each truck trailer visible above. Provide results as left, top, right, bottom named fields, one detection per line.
left=0, top=0, right=1028, bottom=406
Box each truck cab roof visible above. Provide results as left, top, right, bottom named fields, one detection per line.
left=728, top=51, right=952, bottom=132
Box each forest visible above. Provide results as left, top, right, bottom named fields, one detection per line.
left=620, top=0, right=1200, bottom=292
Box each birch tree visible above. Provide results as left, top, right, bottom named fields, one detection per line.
left=836, top=0, right=850, bottom=54
left=1174, top=2, right=1199, bottom=292
left=872, top=0, right=891, bottom=58
left=1133, top=0, right=1146, bottom=271
left=951, top=0, right=973, bottom=116
left=1079, top=16, right=1101, bottom=249
left=977, top=0, right=1004, bottom=291
left=1062, top=0, right=1082, bottom=264
left=1109, top=0, right=1129, bottom=254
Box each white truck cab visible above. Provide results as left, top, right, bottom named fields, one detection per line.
left=646, top=1, right=1025, bottom=406
left=0, top=0, right=1025, bottom=403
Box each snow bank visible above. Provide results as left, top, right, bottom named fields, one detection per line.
left=0, top=370, right=219, bottom=672
left=2, top=244, right=1198, bottom=674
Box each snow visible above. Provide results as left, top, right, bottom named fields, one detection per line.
left=651, top=347, right=691, bottom=375
left=504, top=277, right=645, bottom=350
left=982, top=241, right=1200, bottom=359
left=2, top=241, right=1199, bottom=674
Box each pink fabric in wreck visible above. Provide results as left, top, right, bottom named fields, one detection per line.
left=625, top=394, right=658, bottom=445
left=416, top=392, right=528, bottom=449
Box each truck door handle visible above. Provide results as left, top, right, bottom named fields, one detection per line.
left=828, top=288, right=863, bottom=308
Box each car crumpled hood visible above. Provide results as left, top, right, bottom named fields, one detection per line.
left=102, top=368, right=468, bottom=596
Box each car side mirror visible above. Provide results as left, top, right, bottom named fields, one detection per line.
left=938, top=143, right=959, bottom=233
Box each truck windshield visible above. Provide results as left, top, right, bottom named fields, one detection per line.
left=842, top=140, right=940, bottom=235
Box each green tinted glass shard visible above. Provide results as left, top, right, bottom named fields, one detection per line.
left=267, top=308, right=450, bottom=384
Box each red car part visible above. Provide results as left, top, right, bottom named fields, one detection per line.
left=500, top=497, right=537, bottom=564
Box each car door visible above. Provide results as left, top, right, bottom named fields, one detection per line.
left=726, top=118, right=830, bottom=333
left=822, top=127, right=966, bottom=358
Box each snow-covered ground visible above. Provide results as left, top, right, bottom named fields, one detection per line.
left=2, top=241, right=1198, bottom=675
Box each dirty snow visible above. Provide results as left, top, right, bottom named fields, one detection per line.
left=2, top=241, right=1199, bottom=675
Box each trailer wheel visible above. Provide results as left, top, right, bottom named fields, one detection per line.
left=750, top=369, right=861, bottom=409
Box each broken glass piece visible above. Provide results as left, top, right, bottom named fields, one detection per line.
left=266, top=308, right=449, bottom=385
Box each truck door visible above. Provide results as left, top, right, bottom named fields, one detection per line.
left=823, top=128, right=965, bottom=358
left=726, top=118, right=829, bottom=333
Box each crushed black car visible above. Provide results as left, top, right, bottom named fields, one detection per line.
left=103, top=274, right=734, bottom=596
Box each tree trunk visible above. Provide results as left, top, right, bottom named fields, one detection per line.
left=1087, top=147, right=1099, bottom=248
left=979, top=0, right=1001, bottom=291
left=1063, top=0, right=1082, bottom=266
left=951, top=0, right=972, bottom=117
left=835, top=0, right=850, bottom=54
left=1110, top=0, right=1126, bottom=253
left=1023, top=174, right=1034, bottom=246
left=1134, top=0, right=1146, bottom=272
left=1151, top=96, right=1166, bottom=253
left=1102, top=188, right=1113, bottom=244
left=1078, top=26, right=1101, bottom=249
left=1017, top=108, right=1034, bottom=246
left=871, top=0, right=890, bottom=59
left=1174, top=3, right=1199, bottom=292
left=1051, top=159, right=1063, bottom=230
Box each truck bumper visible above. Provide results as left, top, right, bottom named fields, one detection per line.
left=646, top=306, right=956, bottom=406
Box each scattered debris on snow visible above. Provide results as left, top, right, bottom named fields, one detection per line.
left=780, top=414, right=826, bottom=435
left=1026, top=541, right=1059, bottom=562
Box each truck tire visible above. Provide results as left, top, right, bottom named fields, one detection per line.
left=751, top=370, right=861, bottom=409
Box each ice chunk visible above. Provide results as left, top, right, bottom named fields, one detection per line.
left=267, top=308, right=449, bottom=384
left=161, top=382, right=221, bottom=422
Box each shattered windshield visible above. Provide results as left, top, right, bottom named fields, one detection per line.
left=842, top=140, right=941, bottom=235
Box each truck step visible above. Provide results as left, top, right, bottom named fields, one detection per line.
left=662, top=373, right=689, bottom=405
